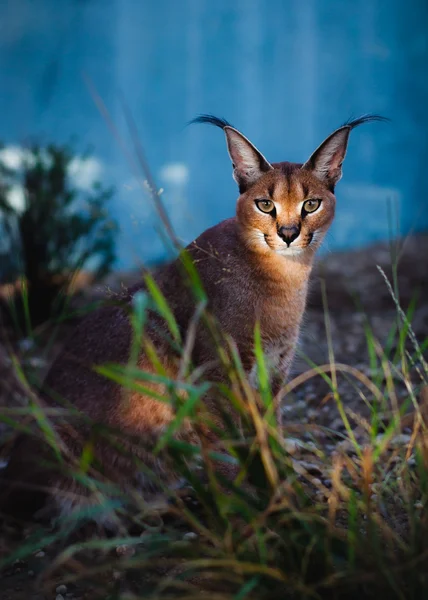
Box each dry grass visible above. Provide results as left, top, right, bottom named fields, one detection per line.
left=0, top=248, right=427, bottom=600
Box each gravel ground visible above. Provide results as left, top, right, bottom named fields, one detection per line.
left=0, top=234, right=427, bottom=599
left=297, top=233, right=428, bottom=420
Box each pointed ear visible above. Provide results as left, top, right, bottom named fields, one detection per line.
left=302, top=115, right=388, bottom=190
left=224, top=126, right=273, bottom=192
left=302, top=125, right=351, bottom=190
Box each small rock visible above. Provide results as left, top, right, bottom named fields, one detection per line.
left=116, top=544, right=135, bottom=557
left=56, top=595, right=65, bottom=600
left=35, top=551, right=45, bottom=558
left=294, top=400, right=307, bottom=411
left=391, top=434, right=412, bottom=447
left=353, top=426, right=366, bottom=441
left=293, top=460, right=323, bottom=476
left=283, top=438, right=304, bottom=454
left=330, top=418, right=346, bottom=432
left=336, top=439, right=355, bottom=453
left=28, top=357, right=46, bottom=368
left=183, top=532, right=198, bottom=541
left=18, top=338, right=34, bottom=352
left=305, top=441, right=318, bottom=451
left=56, top=585, right=67, bottom=595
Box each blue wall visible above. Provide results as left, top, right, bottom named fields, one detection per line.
left=1, top=0, right=427, bottom=269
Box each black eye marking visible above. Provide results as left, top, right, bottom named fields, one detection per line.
left=255, top=199, right=276, bottom=216
left=268, top=184, right=275, bottom=198
left=302, top=199, right=321, bottom=214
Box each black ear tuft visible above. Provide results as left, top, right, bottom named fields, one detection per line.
left=188, top=114, right=234, bottom=129
left=341, top=114, right=390, bottom=129
left=189, top=114, right=272, bottom=192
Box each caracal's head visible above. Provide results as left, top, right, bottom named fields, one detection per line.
left=193, top=114, right=386, bottom=259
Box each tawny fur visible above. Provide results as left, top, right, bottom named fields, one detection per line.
left=0, top=115, right=381, bottom=520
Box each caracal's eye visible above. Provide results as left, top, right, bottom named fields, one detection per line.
left=256, top=199, right=275, bottom=214
left=302, top=199, right=321, bottom=214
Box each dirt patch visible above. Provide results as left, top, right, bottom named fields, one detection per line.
left=296, top=234, right=428, bottom=420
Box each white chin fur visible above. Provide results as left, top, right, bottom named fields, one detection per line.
left=275, top=246, right=305, bottom=257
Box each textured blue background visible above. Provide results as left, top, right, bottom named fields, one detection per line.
left=1, top=0, right=427, bottom=269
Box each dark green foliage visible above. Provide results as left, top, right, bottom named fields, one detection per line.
left=0, top=143, right=117, bottom=325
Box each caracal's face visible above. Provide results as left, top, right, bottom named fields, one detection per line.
left=236, top=164, right=335, bottom=257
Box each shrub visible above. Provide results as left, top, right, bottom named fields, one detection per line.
left=0, top=143, right=117, bottom=326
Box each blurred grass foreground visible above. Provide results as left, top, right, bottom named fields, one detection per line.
left=0, top=141, right=428, bottom=600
